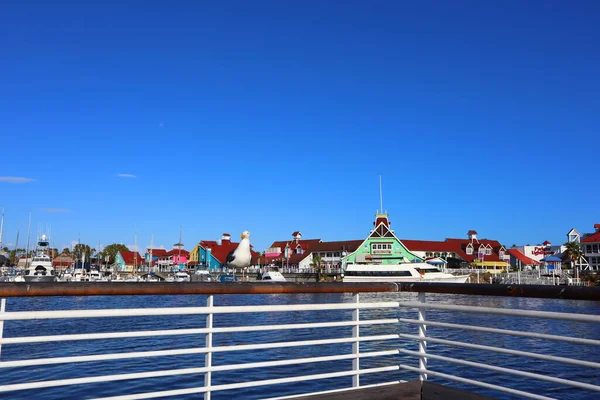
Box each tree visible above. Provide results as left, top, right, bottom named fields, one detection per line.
left=311, top=254, right=323, bottom=270
left=72, top=244, right=95, bottom=263
left=1, top=247, right=8, bottom=253
left=564, top=241, right=584, bottom=280
left=49, top=248, right=59, bottom=259
left=102, top=243, right=129, bottom=264
left=62, top=248, right=71, bottom=255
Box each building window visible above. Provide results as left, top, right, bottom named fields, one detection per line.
left=466, top=247, right=473, bottom=255
left=587, top=245, right=592, bottom=253
left=486, top=248, right=492, bottom=256
left=593, top=244, right=598, bottom=254
left=371, top=243, right=392, bottom=254
left=334, top=252, right=340, bottom=257
left=326, top=253, right=332, bottom=258
left=499, top=251, right=505, bottom=258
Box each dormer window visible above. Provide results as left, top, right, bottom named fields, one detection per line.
left=466, top=246, right=473, bottom=255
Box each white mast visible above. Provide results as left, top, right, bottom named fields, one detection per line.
left=379, top=175, right=384, bottom=213
left=134, top=230, right=138, bottom=275
left=177, top=225, right=182, bottom=271
left=25, top=212, right=32, bottom=268
left=150, top=234, right=154, bottom=272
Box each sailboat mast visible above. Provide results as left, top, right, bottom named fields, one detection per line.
left=178, top=225, right=182, bottom=270
left=134, top=231, right=138, bottom=275
left=25, top=212, right=32, bottom=268
left=150, top=234, right=154, bottom=272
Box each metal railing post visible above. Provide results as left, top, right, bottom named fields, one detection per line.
left=418, top=292, right=427, bottom=381
left=352, top=292, right=360, bottom=388
left=204, top=295, right=213, bottom=400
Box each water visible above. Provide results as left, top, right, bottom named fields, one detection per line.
left=0, top=292, right=598, bottom=399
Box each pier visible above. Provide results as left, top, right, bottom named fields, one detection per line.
left=0, top=282, right=597, bottom=399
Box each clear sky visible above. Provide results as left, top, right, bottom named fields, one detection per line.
left=1, top=1, right=598, bottom=253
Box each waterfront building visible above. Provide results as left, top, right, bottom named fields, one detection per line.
left=155, top=248, right=189, bottom=272
left=52, top=253, right=75, bottom=272
left=507, top=248, right=540, bottom=270
left=402, top=230, right=510, bottom=272
left=261, top=231, right=362, bottom=270
left=114, top=250, right=144, bottom=275
left=581, top=224, right=600, bottom=270
left=341, top=213, right=422, bottom=266
left=144, top=248, right=168, bottom=263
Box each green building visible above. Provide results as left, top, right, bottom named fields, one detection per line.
left=341, top=213, right=422, bottom=267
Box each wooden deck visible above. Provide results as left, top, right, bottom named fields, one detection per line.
left=289, top=381, right=496, bottom=400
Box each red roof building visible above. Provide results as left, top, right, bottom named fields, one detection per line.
left=53, top=254, right=75, bottom=270
left=118, top=250, right=144, bottom=266
left=401, top=234, right=509, bottom=270
left=507, top=249, right=540, bottom=268
left=581, top=224, right=600, bottom=270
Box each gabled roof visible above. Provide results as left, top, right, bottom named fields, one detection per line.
left=400, top=240, right=455, bottom=252
left=310, top=240, right=364, bottom=252
left=269, top=239, right=322, bottom=249
left=370, top=215, right=394, bottom=238
left=164, top=249, right=190, bottom=257
left=467, top=230, right=478, bottom=235
left=582, top=231, right=600, bottom=243
left=402, top=238, right=504, bottom=263
left=507, top=249, right=540, bottom=265
left=147, top=249, right=168, bottom=257
left=119, top=250, right=144, bottom=265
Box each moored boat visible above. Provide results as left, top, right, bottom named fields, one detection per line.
left=343, top=263, right=469, bottom=283
left=23, top=235, right=57, bottom=283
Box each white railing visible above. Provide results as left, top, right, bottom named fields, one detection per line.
left=398, top=296, right=600, bottom=400
left=0, top=294, right=401, bottom=399
left=0, top=284, right=598, bottom=399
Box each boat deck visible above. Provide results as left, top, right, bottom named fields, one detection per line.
left=290, top=381, right=496, bottom=400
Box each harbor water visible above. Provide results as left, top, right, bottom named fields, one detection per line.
left=0, top=292, right=598, bottom=399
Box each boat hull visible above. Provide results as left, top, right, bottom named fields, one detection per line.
left=343, top=275, right=470, bottom=283
left=23, top=275, right=58, bottom=283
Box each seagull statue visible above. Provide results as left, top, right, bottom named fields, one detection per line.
left=225, top=231, right=252, bottom=269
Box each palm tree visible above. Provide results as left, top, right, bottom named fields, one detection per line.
left=311, top=254, right=324, bottom=280
left=311, top=254, right=323, bottom=271
left=564, top=241, right=584, bottom=280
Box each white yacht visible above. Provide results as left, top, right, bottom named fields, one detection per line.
left=194, top=269, right=212, bottom=282
left=342, top=263, right=469, bottom=283
left=23, top=235, right=58, bottom=283
left=260, top=271, right=287, bottom=282
left=174, top=272, right=190, bottom=282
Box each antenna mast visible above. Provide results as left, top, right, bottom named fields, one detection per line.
left=379, top=175, right=383, bottom=213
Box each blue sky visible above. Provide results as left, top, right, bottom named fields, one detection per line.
left=1, top=1, right=598, bottom=252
